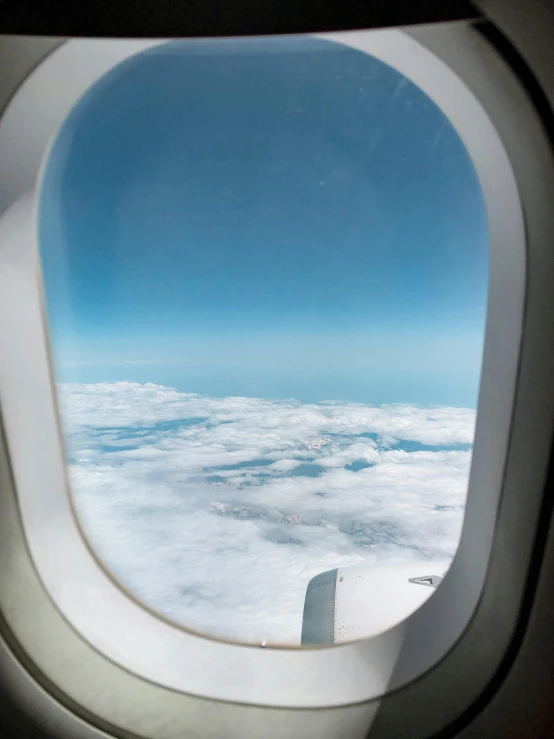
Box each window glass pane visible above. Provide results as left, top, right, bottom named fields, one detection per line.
left=39, top=37, right=488, bottom=645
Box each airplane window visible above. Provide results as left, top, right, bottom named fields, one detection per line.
left=38, top=36, right=488, bottom=646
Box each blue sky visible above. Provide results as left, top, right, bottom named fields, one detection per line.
left=39, top=37, right=488, bottom=406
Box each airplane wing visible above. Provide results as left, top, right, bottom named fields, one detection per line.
left=301, top=560, right=450, bottom=645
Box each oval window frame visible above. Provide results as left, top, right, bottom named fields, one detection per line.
left=0, top=25, right=535, bottom=714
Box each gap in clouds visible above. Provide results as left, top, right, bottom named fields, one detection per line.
left=58, top=381, right=475, bottom=645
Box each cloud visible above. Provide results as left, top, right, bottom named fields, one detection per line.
left=58, top=382, right=475, bottom=645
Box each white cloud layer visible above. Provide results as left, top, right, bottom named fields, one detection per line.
left=57, top=382, right=476, bottom=645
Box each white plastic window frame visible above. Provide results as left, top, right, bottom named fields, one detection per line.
left=0, top=22, right=529, bottom=707
left=0, top=15, right=553, bottom=739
